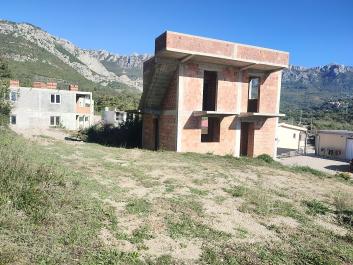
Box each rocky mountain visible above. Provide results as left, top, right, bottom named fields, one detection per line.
left=281, top=64, right=353, bottom=109
left=0, top=20, right=150, bottom=91
left=1, top=19, right=353, bottom=112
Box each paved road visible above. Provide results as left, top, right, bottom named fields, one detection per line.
left=279, top=155, right=350, bottom=175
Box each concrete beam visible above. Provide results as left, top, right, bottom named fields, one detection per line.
left=180, top=54, right=195, bottom=63
left=240, top=63, right=257, bottom=71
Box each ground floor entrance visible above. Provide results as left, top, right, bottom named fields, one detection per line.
left=240, top=122, right=254, bottom=156
left=76, top=115, right=90, bottom=130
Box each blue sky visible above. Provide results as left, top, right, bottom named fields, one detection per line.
left=1, top=0, right=352, bottom=67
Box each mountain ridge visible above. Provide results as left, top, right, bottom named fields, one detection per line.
left=1, top=19, right=353, bottom=115
left=0, top=20, right=150, bottom=90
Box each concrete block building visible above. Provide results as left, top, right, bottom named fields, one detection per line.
left=315, top=130, right=353, bottom=161
left=8, top=80, right=94, bottom=130
left=277, top=123, right=307, bottom=156
left=139, top=31, right=289, bottom=157
left=102, top=107, right=128, bottom=127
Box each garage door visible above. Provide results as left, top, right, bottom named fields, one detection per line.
left=346, top=138, right=353, bottom=160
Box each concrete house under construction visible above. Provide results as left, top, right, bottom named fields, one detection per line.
left=139, top=31, right=289, bottom=157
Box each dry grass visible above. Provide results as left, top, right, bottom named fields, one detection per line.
left=1, top=129, right=353, bottom=264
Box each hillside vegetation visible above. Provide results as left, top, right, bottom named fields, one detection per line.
left=1, top=130, right=353, bottom=264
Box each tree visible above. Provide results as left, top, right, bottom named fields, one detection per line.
left=0, top=57, right=11, bottom=79
left=0, top=58, right=11, bottom=126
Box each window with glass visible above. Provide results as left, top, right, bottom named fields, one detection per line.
left=249, top=77, right=260, bottom=99
left=50, top=116, right=60, bottom=126
left=50, top=94, right=61, bottom=104
left=247, top=77, right=260, bottom=112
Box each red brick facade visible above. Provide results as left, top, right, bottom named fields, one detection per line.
left=142, top=32, right=288, bottom=158
left=142, top=113, right=155, bottom=150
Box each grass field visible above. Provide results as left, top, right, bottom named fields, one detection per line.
left=1, top=129, right=353, bottom=264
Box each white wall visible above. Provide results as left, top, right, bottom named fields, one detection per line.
left=277, top=126, right=305, bottom=150
left=317, top=133, right=347, bottom=160
left=9, top=87, right=93, bottom=130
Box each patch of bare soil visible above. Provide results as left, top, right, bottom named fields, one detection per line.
left=201, top=198, right=277, bottom=242
left=99, top=227, right=136, bottom=252
left=143, top=234, right=202, bottom=261
left=269, top=216, right=299, bottom=229
left=315, top=217, right=348, bottom=236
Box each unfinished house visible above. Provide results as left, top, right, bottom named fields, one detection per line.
left=139, top=31, right=289, bottom=157
left=8, top=80, right=94, bottom=130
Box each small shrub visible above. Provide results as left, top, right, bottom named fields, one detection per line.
left=223, top=185, right=247, bottom=197
left=335, top=172, right=351, bottom=181
left=125, top=199, right=151, bottom=215
left=130, top=225, right=153, bottom=244
left=334, top=193, right=353, bottom=226
left=189, top=187, right=208, bottom=196
left=303, top=199, right=330, bottom=215
left=85, top=249, right=141, bottom=265
left=80, top=117, right=142, bottom=148
left=256, top=154, right=275, bottom=164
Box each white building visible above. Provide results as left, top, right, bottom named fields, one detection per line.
left=316, top=130, right=353, bottom=161
left=102, top=107, right=128, bottom=127
left=8, top=80, right=94, bottom=130
left=277, top=123, right=307, bottom=155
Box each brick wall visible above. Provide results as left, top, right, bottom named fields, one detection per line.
left=252, top=118, right=277, bottom=156
left=165, top=32, right=234, bottom=58
left=155, top=32, right=289, bottom=67
left=142, top=114, right=155, bottom=150
left=259, top=71, right=280, bottom=113
left=237, top=46, right=289, bottom=66
left=142, top=71, right=178, bottom=152
left=178, top=63, right=238, bottom=155
left=159, top=115, right=176, bottom=150
left=161, top=74, right=177, bottom=110
left=241, top=71, right=249, bottom=112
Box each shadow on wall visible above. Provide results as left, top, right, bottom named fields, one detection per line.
left=79, top=118, right=142, bottom=148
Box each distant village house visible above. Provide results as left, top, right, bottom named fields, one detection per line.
left=8, top=80, right=94, bottom=130
left=102, top=107, right=128, bottom=127
left=316, top=130, right=353, bottom=161
left=277, top=123, right=307, bottom=156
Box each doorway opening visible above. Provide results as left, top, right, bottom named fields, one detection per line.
left=153, top=118, right=159, bottom=151
left=240, top=122, right=254, bottom=156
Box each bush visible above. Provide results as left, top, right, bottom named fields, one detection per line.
left=0, top=131, right=64, bottom=222
left=0, top=79, right=10, bottom=126
left=80, top=117, right=142, bottom=148
left=303, top=199, right=330, bottom=215
left=334, top=193, right=353, bottom=227
left=335, top=172, right=351, bottom=181
left=257, top=154, right=275, bottom=164
left=223, top=185, right=247, bottom=197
